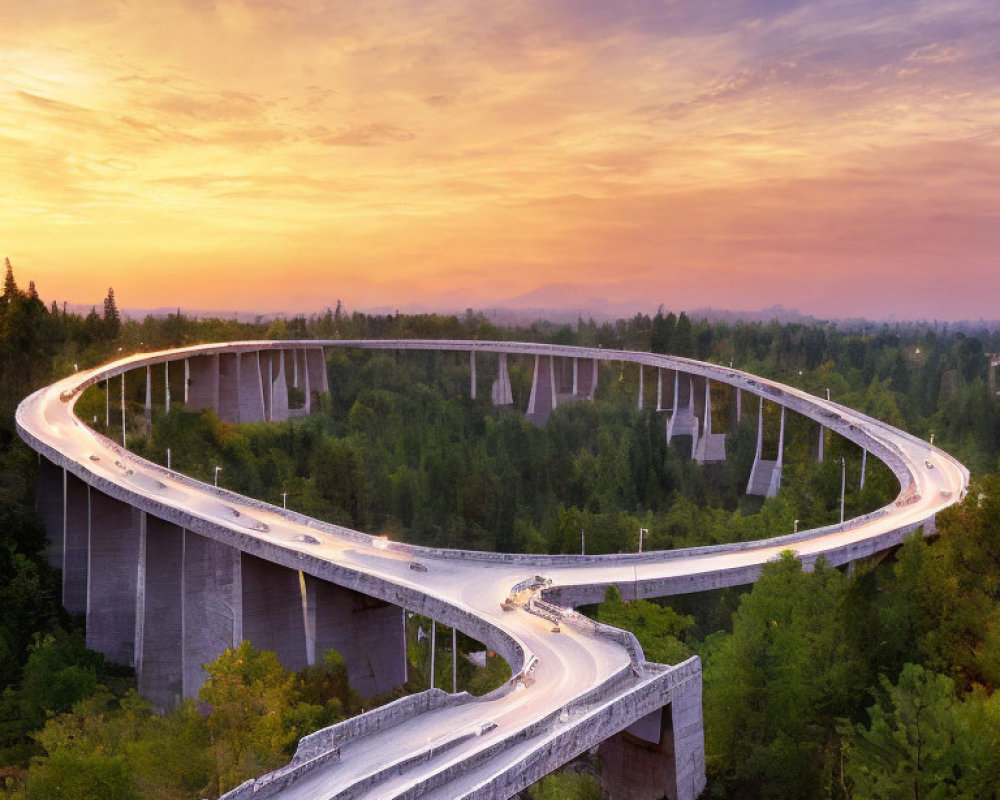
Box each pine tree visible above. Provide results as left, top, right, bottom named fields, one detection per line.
left=103, top=287, right=121, bottom=340
left=2, top=258, right=18, bottom=311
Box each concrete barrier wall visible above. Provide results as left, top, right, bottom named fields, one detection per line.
left=393, top=660, right=703, bottom=800
left=218, top=689, right=476, bottom=800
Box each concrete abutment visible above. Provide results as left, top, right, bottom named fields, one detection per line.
left=600, top=670, right=705, bottom=800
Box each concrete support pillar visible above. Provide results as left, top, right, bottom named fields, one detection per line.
left=241, top=553, right=309, bottom=672
left=300, top=576, right=404, bottom=695
left=402, top=607, right=408, bottom=685
left=260, top=352, right=272, bottom=421
left=35, top=456, right=64, bottom=571
left=550, top=356, right=558, bottom=411
left=302, top=350, right=312, bottom=414
left=237, top=351, right=265, bottom=423
left=657, top=368, right=663, bottom=411
left=470, top=351, right=477, bottom=400
left=186, top=354, right=219, bottom=411
left=703, top=379, right=712, bottom=436
left=138, top=517, right=184, bottom=711
left=282, top=349, right=302, bottom=411
left=181, top=532, right=242, bottom=699
left=572, top=357, right=598, bottom=400
left=105, top=378, right=110, bottom=428
left=599, top=670, right=705, bottom=800
left=305, top=348, right=329, bottom=395
left=144, top=365, right=152, bottom=416
left=452, top=626, right=458, bottom=694
left=755, top=397, right=763, bottom=459
left=270, top=350, right=290, bottom=423
left=492, top=353, right=513, bottom=406
left=736, top=387, right=742, bottom=423
left=777, top=406, right=786, bottom=468
left=638, top=366, right=644, bottom=411
left=217, top=352, right=241, bottom=424
left=860, top=448, right=867, bottom=490
left=746, top=397, right=781, bottom=498
left=63, top=471, right=89, bottom=614
left=671, top=670, right=707, bottom=800
left=526, top=355, right=539, bottom=415
left=526, top=355, right=557, bottom=425
left=164, top=362, right=170, bottom=415
left=818, top=424, right=825, bottom=463
left=87, top=490, right=144, bottom=666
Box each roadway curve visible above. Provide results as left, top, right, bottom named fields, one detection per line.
left=15, top=340, right=969, bottom=800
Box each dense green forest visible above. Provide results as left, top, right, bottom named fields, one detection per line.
left=1, top=258, right=999, bottom=798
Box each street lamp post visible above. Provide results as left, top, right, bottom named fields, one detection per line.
left=638, top=527, right=648, bottom=553
left=214, top=465, right=222, bottom=487
left=793, top=519, right=799, bottom=533
left=840, top=457, right=846, bottom=524
left=166, top=448, right=171, bottom=470
left=282, top=491, right=288, bottom=509
left=581, top=526, right=585, bottom=556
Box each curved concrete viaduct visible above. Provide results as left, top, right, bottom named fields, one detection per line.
left=17, top=340, right=969, bottom=800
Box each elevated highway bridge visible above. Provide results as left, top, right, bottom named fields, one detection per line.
left=16, top=340, right=969, bottom=800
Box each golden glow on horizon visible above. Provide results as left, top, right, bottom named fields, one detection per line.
left=1, top=1, right=998, bottom=318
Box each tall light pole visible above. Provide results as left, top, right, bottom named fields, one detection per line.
left=840, top=457, right=846, bottom=524
left=214, top=465, right=222, bottom=487
left=825, top=387, right=831, bottom=401
left=793, top=519, right=799, bottom=533
left=638, top=527, right=648, bottom=553
left=429, top=620, right=436, bottom=691
left=282, top=491, right=288, bottom=509
left=581, top=526, right=585, bottom=556
left=166, top=447, right=171, bottom=470
left=120, top=373, right=126, bottom=447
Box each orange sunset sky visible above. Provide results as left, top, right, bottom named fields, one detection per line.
left=2, top=1, right=998, bottom=320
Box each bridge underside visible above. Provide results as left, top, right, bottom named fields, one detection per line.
left=600, top=695, right=704, bottom=800
left=37, top=463, right=406, bottom=711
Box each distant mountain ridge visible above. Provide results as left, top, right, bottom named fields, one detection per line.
left=54, top=300, right=998, bottom=331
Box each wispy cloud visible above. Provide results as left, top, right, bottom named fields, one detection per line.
left=0, top=0, right=998, bottom=318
